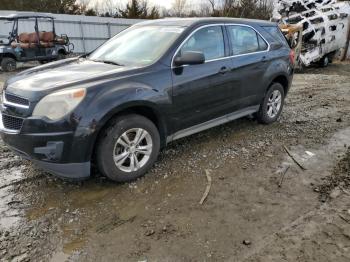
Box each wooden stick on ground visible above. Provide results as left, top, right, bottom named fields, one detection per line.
left=278, top=165, right=290, bottom=187
left=199, top=169, right=212, bottom=205
left=283, top=145, right=307, bottom=170
left=339, top=214, right=350, bottom=224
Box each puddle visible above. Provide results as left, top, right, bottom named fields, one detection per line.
left=68, top=186, right=112, bottom=206
left=50, top=251, right=70, bottom=262
left=63, top=237, right=86, bottom=254
left=281, top=127, right=350, bottom=181
left=25, top=192, right=61, bottom=221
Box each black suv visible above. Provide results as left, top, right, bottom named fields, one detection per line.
left=0, top=18, right=294, bottom=182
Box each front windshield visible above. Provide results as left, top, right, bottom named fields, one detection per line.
left=89, top=25, right=185, bottom=67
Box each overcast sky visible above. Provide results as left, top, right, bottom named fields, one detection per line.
left=149, top=0, right=174, bottom=9
left=89, top=0, right=201, bottom=10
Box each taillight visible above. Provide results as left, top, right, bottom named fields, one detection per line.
left=289, top=49, right=295, bottom=65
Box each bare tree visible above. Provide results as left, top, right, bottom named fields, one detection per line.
left=197, top=3, right=212, bottom=16
left=172, top=0, right=187, bottom=17
left=100, top=0, right=119, bottom=16
left=117, top=0, right=160, bottom=19
left=208, top=0, right=217, bottom=13
left=204, top=0, right=271, bottom=19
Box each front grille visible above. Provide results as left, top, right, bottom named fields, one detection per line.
left=4, top=93, right=29, bottom=106
left=2, top=114, right=24, bottom=131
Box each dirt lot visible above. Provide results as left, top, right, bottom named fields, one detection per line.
left=1, top=62, right=350, bottom=262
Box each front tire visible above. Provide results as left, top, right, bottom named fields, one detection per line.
left=96, top=114, right=160, bottom=182
left=256, top=83, right=285, bottom=124
left=57, top=52, right=66, bottom=60
left=320, top=55, right=329, bottom=67
left=1, top=57, right=17, bottom=72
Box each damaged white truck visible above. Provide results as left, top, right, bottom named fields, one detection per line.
left=273, top=0, right=350, bottom=68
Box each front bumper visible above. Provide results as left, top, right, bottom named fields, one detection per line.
left=0, top=112, right=91, bottom=180
left=33, top=160, right=90, bottom=180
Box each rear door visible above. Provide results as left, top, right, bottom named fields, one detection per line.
left=226, top=24, right=270, bottom=107
left=171, top=25, right=237, bottom=131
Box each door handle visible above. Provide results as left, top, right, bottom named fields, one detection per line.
left=219, top=66, right=230, bottom=74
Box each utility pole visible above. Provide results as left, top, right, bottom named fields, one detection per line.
left=341, top=16, right=350, bottom=61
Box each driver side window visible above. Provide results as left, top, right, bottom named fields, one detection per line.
left=179, top=26, right=225, bottom=61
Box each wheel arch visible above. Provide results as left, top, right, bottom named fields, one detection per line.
left=57, top=47, right=66, bottom=55
left=0, top=52, right=17, bottom=61
left=270, top=74, right=289, bottom=96
left=90, top=102, right=167, bottom=163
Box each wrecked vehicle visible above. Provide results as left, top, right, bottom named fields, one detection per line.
left=273, top=0, right=350, bottom=67
left=0, top=13, right=73, bottom=72
left=279, top=24, right=303, bottom=65
left=0, top=18, right=294, bottom=182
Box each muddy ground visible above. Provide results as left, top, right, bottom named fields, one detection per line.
left=0, top=62, right=350, bottom=262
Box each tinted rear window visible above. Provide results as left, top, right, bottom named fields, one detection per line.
left=227, top=25, right=268, bottom=55
left=263, top=26, right=288, bottom=46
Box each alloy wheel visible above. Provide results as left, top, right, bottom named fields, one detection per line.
left=113, top=128, right=153, bottom=173
left=267, top=90, right=282, bottom=118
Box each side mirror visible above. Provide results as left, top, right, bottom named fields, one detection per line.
left=174, top=51, right=205, bottom=67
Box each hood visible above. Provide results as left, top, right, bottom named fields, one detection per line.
left=5, top=58, right=140, bottom=100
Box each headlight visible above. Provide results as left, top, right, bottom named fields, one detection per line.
left=32, top=88, right=86, bottom=120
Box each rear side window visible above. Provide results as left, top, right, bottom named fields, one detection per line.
left=180, top=26, right=225, bottom=61
left=263, top=26, right=288, bottom=45
left=226, top=25, right=268, bottom=55
left=258, top=35, right=268, bottom=50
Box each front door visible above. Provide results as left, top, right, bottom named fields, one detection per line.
left=171, top=25, right=240, bottom=132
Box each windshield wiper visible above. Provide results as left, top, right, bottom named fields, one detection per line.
left=90, top=59, right=124, bottom=66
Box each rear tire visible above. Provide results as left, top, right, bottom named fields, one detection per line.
left=1, top=57, right=17, bottom=72
left=256, top=83, right=285, bottom=124
left=96, top=114, right=160, bottom=182
left=320, top=55, right=329, bottom=67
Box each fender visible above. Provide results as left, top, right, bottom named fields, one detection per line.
left=96, top=99, right=167, bottom=137
left=56, top=46, right=67, bottom=54
left=262, top=56, right=292, bottom=94
left=0, top=47, right=17, bottom=60
left=73, top=80, right=172, bottom=160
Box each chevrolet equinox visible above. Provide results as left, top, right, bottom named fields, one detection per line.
left=0, top=18, right=294, bottom=182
